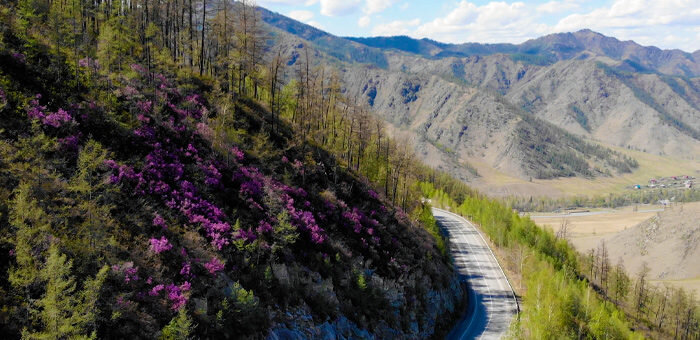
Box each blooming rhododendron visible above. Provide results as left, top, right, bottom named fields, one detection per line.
left=26, top=95, right=74, bottom=128
left=180, top=261, right=192, bottom=277
left=78, top=57, right=99, bottom=69
left=204, top=257, right=225, bottom=274
left=149, top=236, right=173, bottom=254
left=149, top=284, right=165, bottom=296
left=152, top=213, right=167, bottom=229
left=231, top=146, right=245, bottom=162
left=165, top=283, right=190, bottom=310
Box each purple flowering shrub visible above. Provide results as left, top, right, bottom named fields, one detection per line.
left=60, top=66, right=442, bottom=334
left=149, top=236, right=173, bottom=254
left=26, top=94, right=74, bottom=128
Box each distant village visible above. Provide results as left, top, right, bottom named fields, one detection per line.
left=632, top=175, right=694, bottom=191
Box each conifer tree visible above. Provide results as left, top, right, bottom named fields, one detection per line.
left=159, top=308, right=194, bottom=340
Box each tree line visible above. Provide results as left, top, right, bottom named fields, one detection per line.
left=421, top=175, right=699, bottom=339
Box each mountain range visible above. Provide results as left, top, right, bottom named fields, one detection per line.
left=259, top=7, right=700, bottom=195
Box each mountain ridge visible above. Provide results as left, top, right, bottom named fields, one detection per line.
left=344, top=29, right=699, bottom=77
left=258, top=6, right=698, bottom=196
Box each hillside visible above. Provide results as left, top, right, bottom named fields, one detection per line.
left=0, top=8, right=462, bottom=338
left=258, top=8, right=700, bottom=197
left=260, top=11, right=642, bottom=183
left=605, top=203, right=700, bottom=286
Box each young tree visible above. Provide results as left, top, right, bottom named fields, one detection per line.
left=611, top=258, right=630, bottom=305
left=159, top=308, right=195, bottom=340
left=633, top=262, right=650, bottom=320
left=25, top=243, right=106, bottom=339
left=597, top=240, right=610, bottom=292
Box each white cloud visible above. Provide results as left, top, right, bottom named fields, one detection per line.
left=364, top=0, right=698, bottom=51
left=320, top=0, right=362, bottom=16
left=364, top=0, right=399, bottom=15
left=554, top=0, right=700, bottom=51
left=414, top=1, right=544, bottom=43
left=536, top=1, right=578, bottom=14
left=358, top=15, right=371, bottom=28
left=288, top=9, right=315, bottom=22
left=371, top=18, right=421, bottom=36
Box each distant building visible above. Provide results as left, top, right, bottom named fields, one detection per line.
left=686, top=181, right=693, bottom=189
left=634, top=184, right=641, bottom=189
left=659, top=199, right=670, bottom=206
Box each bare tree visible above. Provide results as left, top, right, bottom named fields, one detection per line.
left=556, top=217, right=570, bottom=240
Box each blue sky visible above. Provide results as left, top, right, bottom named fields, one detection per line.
left=257, top=0, right=700, bottom=52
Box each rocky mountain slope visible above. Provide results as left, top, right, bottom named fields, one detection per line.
left=260, top=7, right=699, bottom=188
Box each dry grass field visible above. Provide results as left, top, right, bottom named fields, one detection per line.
left=470, top=148, right=700, bottom=198
left=531, top=202, right=700, bottom=295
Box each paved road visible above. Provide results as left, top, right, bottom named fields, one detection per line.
left=527, top=208, right=664, bottom=219
left=433, top=208, right=518, bottom=340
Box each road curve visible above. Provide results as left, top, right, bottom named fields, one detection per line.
left=433, top=208, right=518, bottom=340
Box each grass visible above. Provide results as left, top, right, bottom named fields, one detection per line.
left=465, top=146, right=699, bottom=198
left=544, top=147, right=699, bottom=196
left=651, top=276, right=700, bottom=296
left=530, top=205, right=662, bottom=236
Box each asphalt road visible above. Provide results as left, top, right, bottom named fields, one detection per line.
left=433, top=208, right=518, bottom=340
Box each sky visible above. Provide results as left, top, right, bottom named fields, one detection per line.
left=256, top=0, right=700, bottom=52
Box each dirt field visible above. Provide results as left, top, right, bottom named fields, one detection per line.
left=529, top=202, right=700, bottom=295
left=529, top=205, right=663, bottom=237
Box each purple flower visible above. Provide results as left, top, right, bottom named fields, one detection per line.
left=11, top=52, right=25, bottom=63
left=202, top=163, right=222, bottom=186
left=343, top=208, right=364, bottom=233
left=368, top=189, right=379, bottom=200
left=58, top=135, right=80, bottom=151
left=78, top=57, right=99, bottom=69
left=121, top=86, right=139, bottom=97
left=137, top=100, right=153, bottom=113
left=204, top=257, right=225, bottom=275
left=130, top=63, right=147, bottom=74
left=26, top=96, right=47, bottom=120
left=42, top=108, right=73, bottom=128
left=231, top=146, right=245, bottom=162
left=185, top=94, right=202, bottom=105
left=149, top=284, right=165, bottom=296
left=292, top=159, right=304, bottom=172
left=234, top=228, right=257, bottom=242
left=149, top=236, right=173, bottom=254
left=165, top=283, right=189, bottom=310
left=256, top=220, right=273, bottom=233
left=152, top=213, right=167, bottom=229
left=180, top=261, right=192, bottom=277
left=124, top=266, right=139, bottom=283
